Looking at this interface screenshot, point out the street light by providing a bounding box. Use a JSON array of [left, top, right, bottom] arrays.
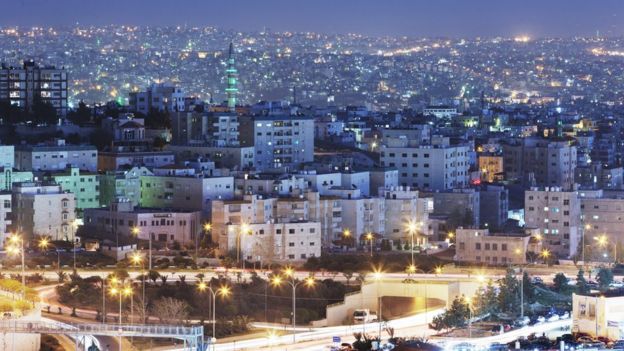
[[130, 252, 145, 324], [342, 228, 352, 248], [373, 268, 383, 338], [197, 282, 231, 351], [131, 226, 152, 272], [540, 249, 551, 264], [271, 268, 315, 343], [405, 265, 429, 326], [238, 223, 251, 269], [38, 237, 61, 270], [365, 233, 374, 257], [109, 284, 132, 349], [406, 220, 422, 268], [200, 222, 212, 262], [594, 234, 617, 264], [70, 219, 79, 273], [8, 234, 26, 299]]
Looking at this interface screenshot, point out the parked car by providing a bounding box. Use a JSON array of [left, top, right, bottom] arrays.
[[353, 309, 377, 323], [611, 340, 624, 350], [546, 314, 560, 322]]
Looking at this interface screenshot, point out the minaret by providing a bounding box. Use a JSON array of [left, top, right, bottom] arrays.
[[225, 42, 238, 113]]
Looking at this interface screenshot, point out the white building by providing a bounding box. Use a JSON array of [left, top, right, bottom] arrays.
[[15, 141, 97, 172], [423, 106, 458, 119], [524, 187, 581, 258], [84, 199, 202, 246], [382, 186, 429, 243], [97, 150, 175, 171], [298, 171, 342, 196], [0, 192, 11, 248], [13, 182, 76, 241], [325, 188, 385, 239], [129, 83, 185, 114], [211, 194, 321, 262], [341, 171, 370, 197], [240, 115, 314, 171], [380, 136, 470, 191]]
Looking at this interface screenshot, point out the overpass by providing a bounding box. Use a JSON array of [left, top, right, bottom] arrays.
[[315, 278, 482, 326], [0, 319, 204, 350]]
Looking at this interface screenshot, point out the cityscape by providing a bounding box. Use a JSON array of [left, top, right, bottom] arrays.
[[2, 1, 624, 350]]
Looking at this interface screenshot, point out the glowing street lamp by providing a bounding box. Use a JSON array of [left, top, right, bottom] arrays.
[[8, 234, 26, 299], [39, 237, 61, 269], [197, 282, 230, 349], [110, 283, 132, 348], [365, 232, 374, 257], [130, 251, 145, 324], [271, 269, 315, 343], [406, 220, 422, 268]]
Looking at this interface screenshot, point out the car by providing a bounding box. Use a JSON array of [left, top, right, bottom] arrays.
[[536, 316, 546, 323], [558, 311, 570, 319], [515, 316, 530, 326], [532, 277, 544, 284], [577, 336, 596, 344], [579, 341, 605, 349], [491, 325, 503, 333], [546, 314, 560, 322], [489, 343, 507, 351], [612, 340, 624, 350]]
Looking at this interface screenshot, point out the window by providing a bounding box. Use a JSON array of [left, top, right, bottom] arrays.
[[485, 243, 490, 250], [501, 244, 507, 251], [475, 243, 481, 250], [288, 228, 295, 234]]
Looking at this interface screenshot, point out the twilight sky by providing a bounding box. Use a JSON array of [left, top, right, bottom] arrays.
[[1, 0, 623, 38]]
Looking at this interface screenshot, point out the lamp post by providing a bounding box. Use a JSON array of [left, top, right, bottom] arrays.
[[342, 228, 351, 249], [197, 282, 230, 351], [540, 249, 551, 265], [365, 232, 374, 257], [7, 234, 26, 299], [238, 223, 251, 269], [109, 284, 132, 351], [373, 269, 383, 338], [271, 268, 315, 343], [406, 220, 422, 268], [406, 265, 429, 325], [202, 223, 212, 262], [130, 252, 145, 324], [38, 237, 60, 270], [70, 219, 79, 273]]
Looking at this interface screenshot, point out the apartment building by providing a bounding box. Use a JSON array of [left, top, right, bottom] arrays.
[[99, 166, 153, 207], [524, 187, 581, 258], [15, 141, 97, 172], [380, 136, 470, 191], [454, 228, 540, 265], [12, 182, 76, 241], [140, 175, 234, 215], [0, 60, 68, 117], [84, 199, 202, 246], [239, 115, 314, 171], [43, 167, 99, 211], [502, 137, 577, 190], [381, 186, 429, 242]]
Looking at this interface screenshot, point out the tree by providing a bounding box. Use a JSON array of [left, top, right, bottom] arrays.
[[31, 96, 58, 125], [343, 271, 354, 286], [473, 280, 498, 316], [553, 273, 569, 294], [597, 267, 614, 291], [151, 297, 189, 324], [67, 100, 91, 125], [576, 269, 590, 295], [497, 268, 519, 314], [147, 270, 160, 284], [522, 271, 535, 303]]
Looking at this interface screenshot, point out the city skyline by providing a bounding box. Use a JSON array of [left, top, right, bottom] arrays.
[[1, 0, 623, 38]]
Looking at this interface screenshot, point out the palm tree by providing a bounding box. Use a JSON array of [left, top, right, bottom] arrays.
[[343, 271, 354, 286]]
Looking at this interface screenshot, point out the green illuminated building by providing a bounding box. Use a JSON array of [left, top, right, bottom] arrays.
[[225, 42, 238, 112]]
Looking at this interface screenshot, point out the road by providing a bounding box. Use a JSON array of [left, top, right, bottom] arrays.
[[31, 267, 581, 351]]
